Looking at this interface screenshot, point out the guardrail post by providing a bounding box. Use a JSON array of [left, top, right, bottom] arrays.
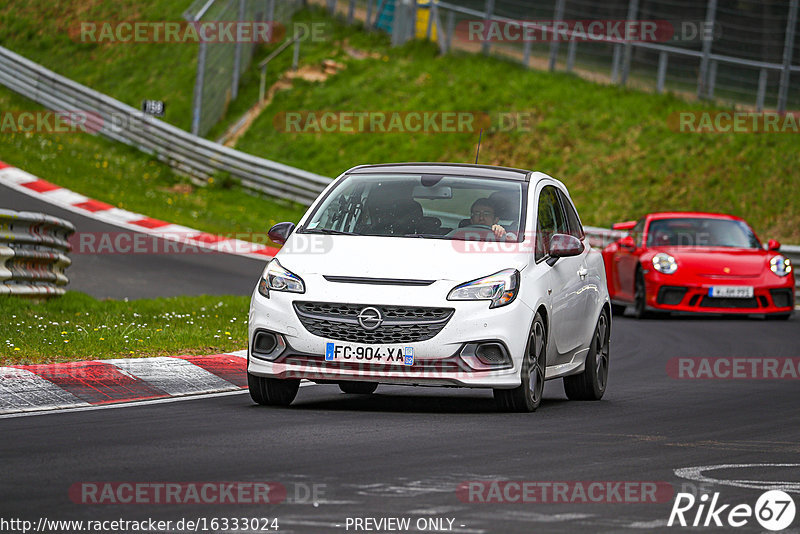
[[548, 0, 566, 71], [697, 0, 717, 99], [191, 39, 208, 136], [778, 0, 798, 113], [756, 68, 768, 111], [232, 0, 246, 100], [482, 0, 494, 55], [656, 51, 668, 93], [620, 0, 640, 86]]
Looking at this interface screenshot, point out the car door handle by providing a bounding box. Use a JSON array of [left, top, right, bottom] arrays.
[[577, 267, 588, 279]]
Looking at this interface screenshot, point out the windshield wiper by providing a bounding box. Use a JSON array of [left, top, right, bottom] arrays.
[[403, 233, 449, 239], [299, 228, 359, 236]]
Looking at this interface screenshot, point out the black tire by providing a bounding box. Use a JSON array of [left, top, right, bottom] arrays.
[[564, 310, 610, 401], [494, 312, 547, 413], [610, 303, 626, 317], [338, 381, 379, 394], [248, 373, 300, 406], [633, 269, 649, 319]]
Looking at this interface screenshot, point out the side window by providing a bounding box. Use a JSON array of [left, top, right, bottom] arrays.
[[557, 190, 585, 240], [535, 186, 567, 262]]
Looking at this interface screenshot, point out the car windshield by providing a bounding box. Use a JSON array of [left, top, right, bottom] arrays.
[[646, 217, 761, 249], [299, 173, 526, 241]]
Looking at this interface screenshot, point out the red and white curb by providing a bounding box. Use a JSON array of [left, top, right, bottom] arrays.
[[0, 351, 249, 415], [0, 160, 280, 260]]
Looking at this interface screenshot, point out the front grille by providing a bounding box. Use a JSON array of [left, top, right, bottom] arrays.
[[293, 302, 454, 344], [699, 296, 758, 309]]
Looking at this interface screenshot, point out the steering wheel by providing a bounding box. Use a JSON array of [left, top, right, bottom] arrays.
[[461, 224, 493, 230]]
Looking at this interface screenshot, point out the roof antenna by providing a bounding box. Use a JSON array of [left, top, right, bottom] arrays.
[[474, 128, 483, 164]]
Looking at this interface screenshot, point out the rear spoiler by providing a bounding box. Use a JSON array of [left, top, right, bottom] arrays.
[[611, 220, 637, 231]]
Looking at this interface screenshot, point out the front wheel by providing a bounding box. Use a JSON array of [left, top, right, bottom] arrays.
[[248, 373, 300, 406], [633, 269, 649, 319], [494, 312, 546, 412], [564, 310, 610, 400]]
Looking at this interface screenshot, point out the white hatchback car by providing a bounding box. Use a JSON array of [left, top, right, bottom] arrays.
[[248, 163, 611, 412]]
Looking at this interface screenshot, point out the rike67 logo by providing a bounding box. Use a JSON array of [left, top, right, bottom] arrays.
[[668, 490, 796, 531]]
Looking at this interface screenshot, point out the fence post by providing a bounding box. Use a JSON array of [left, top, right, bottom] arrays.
[[426, 1, 434, 40], [482, 0, 494, 55], [191, 39, 208, 136], [347, 0, 355, 24], [408, 0, 418, 41], [232, 0, 246, 100], [326, 0, 337, 15], [523, 31, 532, 67], [707, 60, 717, 98], [293, 36, 300, 70], [268, 0, 275, 39], [549, 0, 566, 71], [620, 0, 640, 86], [611, 44, 621, 83], [697, 0, 717, 99], [756, 68, 768, 111], [778, 0, 798, 113], [656, 51, 668, 93], [446, 10, 455, 53], [566, 39, 577, 72], [366, 0, 374, 29]]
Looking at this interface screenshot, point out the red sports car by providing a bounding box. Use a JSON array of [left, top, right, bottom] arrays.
[[602, 212, 795, 319]]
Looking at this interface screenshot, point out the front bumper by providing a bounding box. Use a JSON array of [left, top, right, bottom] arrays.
[[643, 270, 795, 315], [247, 278, 534, 388]]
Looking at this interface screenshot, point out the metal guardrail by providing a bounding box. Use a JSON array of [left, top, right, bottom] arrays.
[[584, 227, 800, 299], [0, 46, 331, 205], [0, 210, 75, 298]]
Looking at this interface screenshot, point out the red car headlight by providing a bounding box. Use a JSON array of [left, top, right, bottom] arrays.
[[769, 255, 792, 277], [652, 253, 678, 274]]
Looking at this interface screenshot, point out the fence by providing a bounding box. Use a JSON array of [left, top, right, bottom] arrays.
[[184, 0, 305, 136], [0, 46, 331, 204], [325, 0, 800, 112], [0, 210, 74, 298]]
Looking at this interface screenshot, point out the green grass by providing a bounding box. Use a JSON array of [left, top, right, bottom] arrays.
[[0, 292, 249, 364], [230, 8, 800, 243], [0, 86, 307, 236]]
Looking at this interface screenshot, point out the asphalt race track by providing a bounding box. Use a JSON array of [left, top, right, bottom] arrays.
[[1, 184, 266, 299], [3, 184, 800, 533]]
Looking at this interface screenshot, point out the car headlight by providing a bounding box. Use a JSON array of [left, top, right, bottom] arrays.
[[652, 253, 678, 274], [257, 259, 305, 297], [447, 269, 520, 308], [770, 255, 792, 277]]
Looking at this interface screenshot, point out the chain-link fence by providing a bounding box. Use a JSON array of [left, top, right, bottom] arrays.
[[323, 0, 800, 112], [184, 0, 305, 136]]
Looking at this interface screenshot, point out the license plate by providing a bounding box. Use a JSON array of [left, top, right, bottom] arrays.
[[709, 286, 754, 298], [325, 343, 414, 366]]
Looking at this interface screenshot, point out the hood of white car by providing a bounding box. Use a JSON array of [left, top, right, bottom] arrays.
[[275, 234, 530, 282]]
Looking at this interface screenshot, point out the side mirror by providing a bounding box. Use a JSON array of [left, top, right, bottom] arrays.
[[619, 235, 636, 250], [549, 234, 584, 258], [268, 222, 295, 245], [767, 239, 781, 251]]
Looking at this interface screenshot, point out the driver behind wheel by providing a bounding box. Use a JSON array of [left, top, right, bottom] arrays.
[[451, 198, 513, 240]]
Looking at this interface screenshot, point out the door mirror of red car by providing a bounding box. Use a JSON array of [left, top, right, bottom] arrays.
[[767, 239, 781, 251], [619, 235, 636, 250]]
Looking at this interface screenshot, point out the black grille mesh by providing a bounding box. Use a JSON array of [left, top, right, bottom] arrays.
[[293, 302, 453, 343]]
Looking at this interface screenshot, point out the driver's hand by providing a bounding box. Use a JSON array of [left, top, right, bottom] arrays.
[[492, 224, 507, 239]]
